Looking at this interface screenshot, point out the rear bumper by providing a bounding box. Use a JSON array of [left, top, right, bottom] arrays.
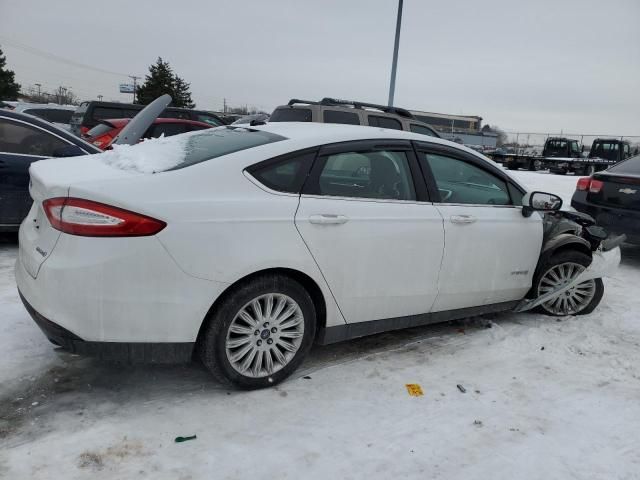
[[572, 192, 640, 244], [19, 291, 194, 363], [16, 229, 229, 344]]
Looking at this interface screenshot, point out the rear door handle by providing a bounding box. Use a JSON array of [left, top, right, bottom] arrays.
[[450, 214, 477, 224], [309, 214, 349, 225]]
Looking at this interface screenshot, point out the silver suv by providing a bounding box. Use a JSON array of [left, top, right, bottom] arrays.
[[270, 98, 440, 138]]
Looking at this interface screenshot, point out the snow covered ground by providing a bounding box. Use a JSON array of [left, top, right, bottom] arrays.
[[1, 170, 639, 479]]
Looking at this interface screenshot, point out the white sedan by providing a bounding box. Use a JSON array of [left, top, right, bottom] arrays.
[[16, 123, 620, 388]]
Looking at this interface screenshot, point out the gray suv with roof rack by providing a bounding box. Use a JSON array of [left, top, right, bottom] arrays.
[[270, 98, 440, 138]]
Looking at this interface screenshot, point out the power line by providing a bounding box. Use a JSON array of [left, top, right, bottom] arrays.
[[0, 36, 138, 78]]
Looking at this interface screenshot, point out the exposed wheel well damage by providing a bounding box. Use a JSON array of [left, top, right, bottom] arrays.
[[194, 268, 327, 352]]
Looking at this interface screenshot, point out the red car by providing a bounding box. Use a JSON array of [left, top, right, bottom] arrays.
[[85, 117, 213, 150]]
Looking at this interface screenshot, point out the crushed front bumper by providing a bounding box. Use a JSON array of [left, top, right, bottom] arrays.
[[514, 244, 622, 313]]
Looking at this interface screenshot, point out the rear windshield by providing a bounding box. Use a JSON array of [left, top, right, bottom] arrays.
[[590, 142, 620, 160], [270, 107, 312, 122], [173, 127, 286, 170], [608, 155, 640, 175]]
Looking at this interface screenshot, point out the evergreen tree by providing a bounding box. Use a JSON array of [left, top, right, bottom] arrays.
[[136, 57, 195, 108], [174, 77, 195, 109], [0, 46, 21, 100]]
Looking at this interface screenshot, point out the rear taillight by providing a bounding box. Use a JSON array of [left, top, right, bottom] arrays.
[[576, 177, 604, 194], [589, 179, 604, 194], [576, 177, 591, 191], [42, 198, 166, 237], [92, 134, 114, 150], [80, 126, 89, 137]]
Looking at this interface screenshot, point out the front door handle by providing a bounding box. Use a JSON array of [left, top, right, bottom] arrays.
[[309, 214, 349, 225], [450, 214, 477, 224]]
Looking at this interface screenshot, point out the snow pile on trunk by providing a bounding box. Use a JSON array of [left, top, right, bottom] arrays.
[[100, 134, 189, 173]]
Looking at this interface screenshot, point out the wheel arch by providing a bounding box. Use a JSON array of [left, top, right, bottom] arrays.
[[542, 233, 592, 260], [195, 267, 327, 348]]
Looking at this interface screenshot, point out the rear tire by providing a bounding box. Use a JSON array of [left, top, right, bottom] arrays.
[[198, 274, 316, 389], [507, 164, 518, 170], [532, 250, 604, 316]]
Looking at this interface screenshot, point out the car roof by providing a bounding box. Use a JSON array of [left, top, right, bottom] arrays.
[[251, 121, 474, 154], [0, 109, 101, 153]]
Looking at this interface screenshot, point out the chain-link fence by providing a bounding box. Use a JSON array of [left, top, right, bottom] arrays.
[[502, 132, 640, 155]]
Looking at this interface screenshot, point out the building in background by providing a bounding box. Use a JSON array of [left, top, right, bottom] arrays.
[[410, 109, 497, 149]]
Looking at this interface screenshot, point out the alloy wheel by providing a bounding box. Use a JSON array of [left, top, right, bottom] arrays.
[[225, 293, 305, 378], [538, 262, 596, 315]]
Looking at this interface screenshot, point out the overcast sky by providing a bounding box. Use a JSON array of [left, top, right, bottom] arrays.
[[1, 0, 638, 135]]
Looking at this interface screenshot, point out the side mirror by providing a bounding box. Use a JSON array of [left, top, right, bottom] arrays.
[[522, 191, 563, 217], [52, 144, 85, 158]]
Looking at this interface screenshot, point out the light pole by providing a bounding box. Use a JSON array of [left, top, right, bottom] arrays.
[[129, 75, 140, 103], [387, 0, 404, 107], [98, 95, 103, 101], [34, 83, 42, 98]]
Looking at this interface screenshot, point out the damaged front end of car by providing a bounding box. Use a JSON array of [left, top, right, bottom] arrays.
[[514, 192, 624, 314]]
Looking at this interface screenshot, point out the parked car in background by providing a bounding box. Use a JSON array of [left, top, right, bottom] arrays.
[[86, 117, 214, 150], [0, 109, 100, 230], [70, 101, 224, 136], [16, 122, 620, 390], [270, 98, 441, 138], [11, 103, 76, 132], [231, 113, 270, 125], [572, 154, 640, 244]]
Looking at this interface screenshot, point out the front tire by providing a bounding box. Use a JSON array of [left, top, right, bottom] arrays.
[[532, 250, 604, 316], [198, 275, 316, 389]]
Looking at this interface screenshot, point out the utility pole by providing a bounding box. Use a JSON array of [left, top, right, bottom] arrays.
[[129, 75, 140, 103], [98, 95, 103, 101], [387, 0, 404, 107], [223, 98, 227, 113], [34, 83, 42, 99]]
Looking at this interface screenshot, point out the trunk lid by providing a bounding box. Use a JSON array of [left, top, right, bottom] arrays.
[[587, 172, 640, 210]]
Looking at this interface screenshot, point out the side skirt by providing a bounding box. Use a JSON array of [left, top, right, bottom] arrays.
[[316, 301, 519, 345]]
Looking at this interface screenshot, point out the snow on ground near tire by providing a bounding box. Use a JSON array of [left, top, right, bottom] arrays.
[[1, 171, 639, 479]]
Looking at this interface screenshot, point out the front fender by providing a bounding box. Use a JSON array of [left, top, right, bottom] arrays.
[[542, 233, 592, 259]]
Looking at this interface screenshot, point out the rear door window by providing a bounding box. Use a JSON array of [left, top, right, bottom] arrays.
[[315, 150, 415, 200], [270, 108, 312, 122], [367, 115, 402, 130], [323, 110, 360, 125], [0, 118, 69, 156]]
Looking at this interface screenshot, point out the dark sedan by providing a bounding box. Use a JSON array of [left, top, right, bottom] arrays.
[[0, 109, 100, 231], [571, 154, 640, 244]]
